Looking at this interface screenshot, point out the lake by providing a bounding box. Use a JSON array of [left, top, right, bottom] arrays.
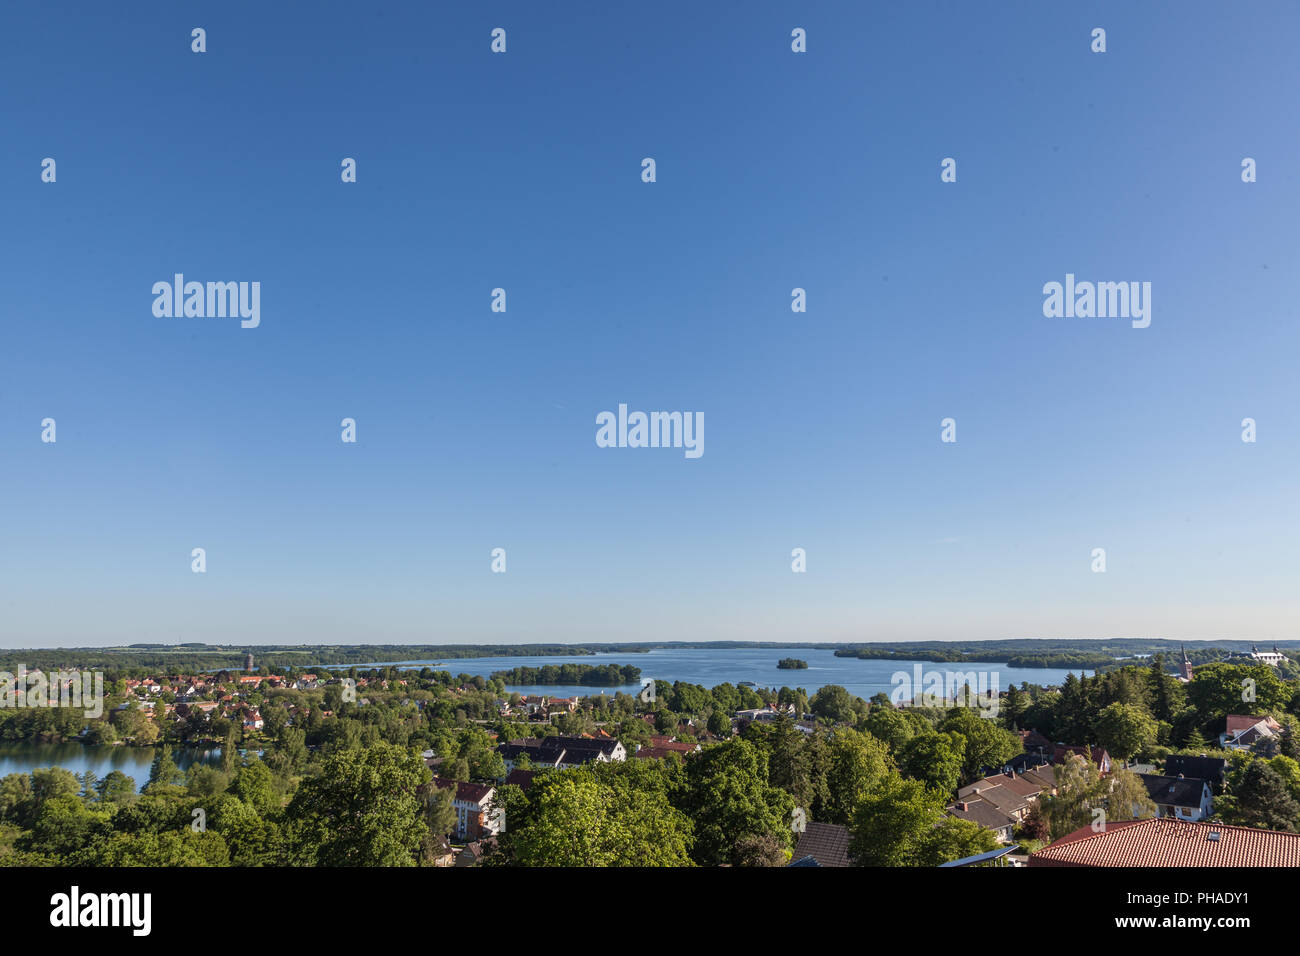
[[0, 742, 221, 791], [327, 645, 1093, 701]]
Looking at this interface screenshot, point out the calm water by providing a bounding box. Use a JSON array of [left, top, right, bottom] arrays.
[[329, 646, 1094, 701], [0, 742, 221, 791]]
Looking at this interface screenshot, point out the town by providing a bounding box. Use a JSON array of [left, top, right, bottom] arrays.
[[1, 643, 1298, 867]]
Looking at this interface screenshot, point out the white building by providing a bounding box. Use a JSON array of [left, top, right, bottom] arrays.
[[1249, 645, 1287, 667]]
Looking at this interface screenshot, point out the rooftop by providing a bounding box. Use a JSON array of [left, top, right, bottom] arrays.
[[1029, 819, 1300, 867]]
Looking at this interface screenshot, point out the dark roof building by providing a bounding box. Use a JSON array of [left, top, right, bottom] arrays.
[[946, 798, 1016, 839], [504, 769, 539, 790], [1163, 755, 1227, 789], [791, 822, 851, 867], [1139, 774, 1208, 810]]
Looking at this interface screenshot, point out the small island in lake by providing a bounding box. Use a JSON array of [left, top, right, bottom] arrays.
[[777, 658, 808, 669]]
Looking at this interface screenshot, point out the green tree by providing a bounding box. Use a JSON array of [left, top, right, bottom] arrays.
[[286, 743, 431, 866], [421, 780, 459, 840], [848, 775, 974, 866], [810, 685, 857, 724], [95, 771, 137, 806], [147, 745, 184, 790], [860, 705, 914, 753], [678, 739, 795, 866], [1225, 761, 1300, 832], [1095, 702, 1158, 765], [816, 728, 891, 825], [939, 707, 1022, 783], [898, 732, 965, 796], [1187, 663, 1292, 723], [231, 761, 279, 817], [1103, 766, 1160, 822], [514, 775, 693, 866], [767, 715, 816, 807]]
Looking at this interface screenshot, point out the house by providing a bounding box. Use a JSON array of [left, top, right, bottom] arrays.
[[634, 746, 689, 761], [735, 704, 796, 724], [644, 737, 700, 755], [961, 771, 1047, 816], [1029, 819, 1300, 867], [455, 838, 495, 867], [1219, 715, 1283, 751], [1051, 744, 1111, 775], [947, 770, 1049, 843], [538, 735, 626, 768], [1164, 755, 1228, 790], [791, 822, 852, 867], [956, 770, 1045, 832], [1019, 763, 1059, 794], [503, 769, 539, 791], [498, 740, 564, 773], [1138, 773, 1214, 821], [1005, 751, 1053, 774], [946, 798, 1016, 843], [1018, 729, 1054, 753], [497, 735, 626, 772], [430, 778, 501, 842]]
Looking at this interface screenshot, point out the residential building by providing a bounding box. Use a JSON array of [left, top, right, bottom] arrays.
[[1051, 744, 1112, 775], [946, 798, 1016, 843], [1138, 773, 1214, 821], [1029, 819, 1300, 867], [431, 777, 501, 842], [790, 822, 852, 867], [1219, 714, 1283, 751], [497, 736, 626, 773], [1164, 755, 1228, 790]]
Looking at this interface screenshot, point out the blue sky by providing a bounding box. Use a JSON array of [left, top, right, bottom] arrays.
[[2, 2, 1298, 647]]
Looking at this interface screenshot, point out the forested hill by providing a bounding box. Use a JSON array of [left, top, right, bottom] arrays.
[[0, 644, 640, 674], [489, 664, 642, 686]]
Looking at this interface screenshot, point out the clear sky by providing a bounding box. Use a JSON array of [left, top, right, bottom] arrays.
[[2, 2, 1299, 647]]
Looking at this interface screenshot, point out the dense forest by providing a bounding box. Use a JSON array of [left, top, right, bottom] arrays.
[[0, 644, 636, 675]]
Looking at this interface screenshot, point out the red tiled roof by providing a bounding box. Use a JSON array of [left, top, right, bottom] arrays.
[[431, 777, 494, 805], [1225, 714, 1279, 735], [1029, 819, 1300, 867]]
